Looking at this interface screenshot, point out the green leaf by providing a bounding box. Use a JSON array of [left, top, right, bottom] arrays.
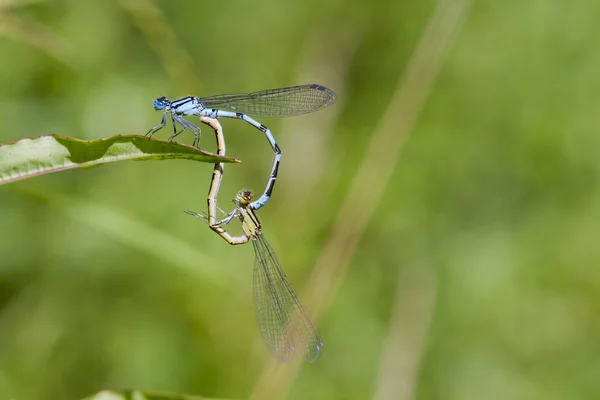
[[0, 134, 239, 185]]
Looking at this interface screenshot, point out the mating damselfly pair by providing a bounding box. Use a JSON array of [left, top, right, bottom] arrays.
[[146, 84, 336, 210], [147, 84, 336, 363]]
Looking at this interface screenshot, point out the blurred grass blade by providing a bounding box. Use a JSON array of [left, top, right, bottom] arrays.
[[0, 0, 46, 10], [83, 389, 228, 400], [0, 134, 239, 185], [116, 0, 203, 93], [13, 185, 242, 289], [250, 0, 471, 398], [0, 11, 72, 64], [373, 265, 437, 400]]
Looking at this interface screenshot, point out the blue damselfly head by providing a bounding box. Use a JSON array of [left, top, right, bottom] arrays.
[[152, 97, 170, 110]]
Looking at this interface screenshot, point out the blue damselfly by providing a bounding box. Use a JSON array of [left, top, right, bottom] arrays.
[[147, 84, 336, 210]]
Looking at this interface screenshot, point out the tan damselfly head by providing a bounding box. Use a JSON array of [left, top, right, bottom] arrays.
[[234, 190, 254, 207]]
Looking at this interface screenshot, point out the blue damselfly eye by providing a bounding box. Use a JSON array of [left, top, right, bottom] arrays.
[[153, 97, 169, 110]]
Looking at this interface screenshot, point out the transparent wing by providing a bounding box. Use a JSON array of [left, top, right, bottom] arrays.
[[199, 84, 336, 117], [252, 234, 324, 363]]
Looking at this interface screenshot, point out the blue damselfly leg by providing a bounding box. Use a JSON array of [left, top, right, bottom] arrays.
[[147, 84, 336, 210], [186, 190, 324, 363]]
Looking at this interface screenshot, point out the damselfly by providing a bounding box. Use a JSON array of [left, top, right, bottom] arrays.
[[147, 84, 336, 210], [186, 190, 324, 363]]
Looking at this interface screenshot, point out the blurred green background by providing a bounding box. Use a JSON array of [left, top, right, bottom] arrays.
[[2, 0, 600, 399]]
